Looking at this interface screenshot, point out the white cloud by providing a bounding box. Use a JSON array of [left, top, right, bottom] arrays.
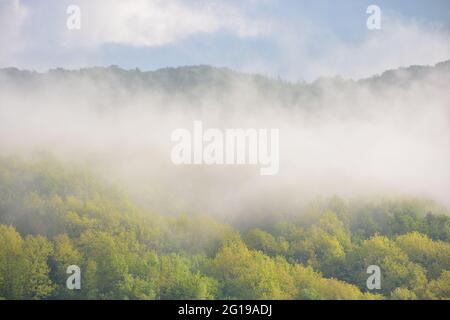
[[63, 0, 268, 47], [1, 0, 449, 80]]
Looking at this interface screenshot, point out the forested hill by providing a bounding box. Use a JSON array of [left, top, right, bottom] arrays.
[[0, 61, 449, 300], [0, 156, 449, 300], [1, 60, 449, 104]]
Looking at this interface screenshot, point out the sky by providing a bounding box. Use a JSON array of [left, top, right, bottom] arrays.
[[1, 0, 450, 81]]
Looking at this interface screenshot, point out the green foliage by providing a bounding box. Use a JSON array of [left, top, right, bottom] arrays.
[[22, 235, 54, 299], [0, 225, 54, 299], [159, 254, 217, 300], [395, 232, 450, 279], [424, 270, 450, 299], [390, 288, 417, 300], [0, 157, 449, 299], [346, 235, 427, 296], [0, 225, 27, 299]]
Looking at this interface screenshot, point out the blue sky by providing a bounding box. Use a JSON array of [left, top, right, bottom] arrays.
[[1, 0, 450, 81]]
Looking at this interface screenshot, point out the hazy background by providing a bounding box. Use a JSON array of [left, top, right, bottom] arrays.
[[0, 63, 449, 222], [0, 0, 449, 221]]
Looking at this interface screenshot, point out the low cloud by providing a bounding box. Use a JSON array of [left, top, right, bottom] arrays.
[[1, 62, 449, 219]]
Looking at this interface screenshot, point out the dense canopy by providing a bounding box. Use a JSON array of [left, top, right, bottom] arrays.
[[0, 156, 449, 300]]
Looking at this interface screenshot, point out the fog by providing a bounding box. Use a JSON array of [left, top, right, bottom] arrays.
[[0, 63, 449, 221]]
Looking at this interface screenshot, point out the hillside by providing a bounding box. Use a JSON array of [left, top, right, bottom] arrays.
[[1, 60, 450, 106], [1, 60, 450, 299], [0, 156, 449, 300]]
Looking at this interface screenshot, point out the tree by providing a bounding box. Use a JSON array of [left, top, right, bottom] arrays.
[[390, 288, 417, 300], [158, 254, 217, 300], [396, 232, 450, 279], [243, 228, 282, 256], [78, 231, 130, 299], [50, 234, 82, 299], [211, 241, 296, 299], [22, 235, 54, 299], [425, 270, 450, 299], [346, 235, 427, 297], [0, 225, 26, 299]]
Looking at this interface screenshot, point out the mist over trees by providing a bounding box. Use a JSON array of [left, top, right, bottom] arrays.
[[0, 157, 449, 299], [1, 61, 450, 219], [0, 62, 449, 299]]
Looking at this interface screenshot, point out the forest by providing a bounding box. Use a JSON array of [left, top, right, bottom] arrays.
[[0, 156, 449, 300], [1, 0, 450, 303]]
